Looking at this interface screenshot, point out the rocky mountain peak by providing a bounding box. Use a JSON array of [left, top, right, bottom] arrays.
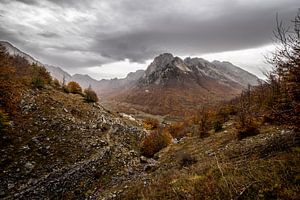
[[145, 53, 174, 75], [184, 57, 209, 66]]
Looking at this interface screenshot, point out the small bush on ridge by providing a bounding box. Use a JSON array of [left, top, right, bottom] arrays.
[[67, 81, 82, 94], [84, 88, 99, 103]]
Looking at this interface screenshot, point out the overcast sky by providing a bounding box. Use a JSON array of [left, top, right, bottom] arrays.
[[0, 0, 298, 79]]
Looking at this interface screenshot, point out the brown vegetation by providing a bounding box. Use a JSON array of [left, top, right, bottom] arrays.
[[84, 86, 99, 103], [0, 45, 52, 116], [140, 129, 172, 157], [67, 81, 82, 94], [143, 117, 159, 130]]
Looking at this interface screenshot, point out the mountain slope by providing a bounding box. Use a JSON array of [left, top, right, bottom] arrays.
[[111, 53, 260, 116], [0, 41, 144, 95], [0, 46, 147, 198], [0, 41, 43, 66]]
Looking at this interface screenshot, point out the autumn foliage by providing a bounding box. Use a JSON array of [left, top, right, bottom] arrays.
[[0, 45, 52, 116], [140, 129, 172, 157], [143, 118, 159, 130], [67, 81, 82, 94]]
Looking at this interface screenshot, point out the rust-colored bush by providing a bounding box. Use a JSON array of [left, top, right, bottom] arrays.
[[67, 81, 82, 94], [143, 118, 159, 130], [140, 129, 172, 157], [165, 122, 186, 139], [84, 88, 98, 103], [0, 46, 52, 115]]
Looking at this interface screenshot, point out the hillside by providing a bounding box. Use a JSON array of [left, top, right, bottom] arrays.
[[0, 46, 145, 199], [112, 121, 299, 199], [0, 41, 145, 96]]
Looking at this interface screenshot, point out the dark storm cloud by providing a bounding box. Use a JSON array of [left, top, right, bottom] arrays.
[[12, 0, 39, 5], [38, 31, 60, 38], [0, 0, 298, 68]]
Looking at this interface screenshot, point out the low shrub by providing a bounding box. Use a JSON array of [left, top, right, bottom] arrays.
[[67, 81, 82, 94], [31, 76, 45, 89], [62, 85, 69, 93], [52, 79, 61, 88], [213, 121, 223, 132], [143, 118, 159, 130], [84, 88, 98, 103], [165, 122, 186, 139], [30, 64, 51, 89], [140, 129, 172, 157]]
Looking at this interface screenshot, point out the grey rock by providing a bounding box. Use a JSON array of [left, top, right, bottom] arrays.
[[25, 162, 35, 171]]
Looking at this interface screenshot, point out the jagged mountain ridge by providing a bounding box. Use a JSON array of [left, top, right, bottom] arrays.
[[111, 53, 260, 115], [139, 53, 259, 88]]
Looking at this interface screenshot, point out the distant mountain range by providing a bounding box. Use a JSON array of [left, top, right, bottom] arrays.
[[0, 41, 261, 115]]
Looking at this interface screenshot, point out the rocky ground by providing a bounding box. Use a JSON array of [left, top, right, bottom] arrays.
[[0, 87, 299, 199], [0, 88, 152, 199]]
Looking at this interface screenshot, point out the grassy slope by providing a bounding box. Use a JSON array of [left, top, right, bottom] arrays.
[[111, 120, 299, 199]]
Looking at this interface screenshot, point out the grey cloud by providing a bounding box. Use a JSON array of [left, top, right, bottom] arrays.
[[38, 31, 60, 38], [91, 2, 297, 63], [12, 0, 39, 5], [0, 0, 298, 69]]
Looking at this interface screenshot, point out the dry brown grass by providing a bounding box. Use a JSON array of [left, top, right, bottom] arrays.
[[118, 122, 299, 199]]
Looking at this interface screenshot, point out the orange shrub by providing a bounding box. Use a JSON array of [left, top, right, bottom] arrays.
[[67, 81, 82, 94], [140, 129, 172, 157], [143, 118, 159, 130], [165, 122, 186, 139]]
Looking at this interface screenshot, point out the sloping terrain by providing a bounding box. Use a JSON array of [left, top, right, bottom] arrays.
[[0, 87, 148, 199], [0, 41, 145, 96], [109, 120, 300, 199]]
